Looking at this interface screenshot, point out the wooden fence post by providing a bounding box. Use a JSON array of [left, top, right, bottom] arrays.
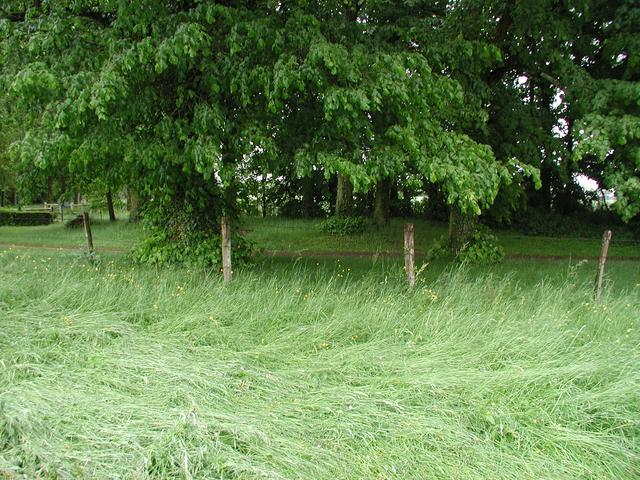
[[594, 230, 612, 302], [221, 216, 232, 283], [404, 223, 415, 288], [82, 211, 94, 254]]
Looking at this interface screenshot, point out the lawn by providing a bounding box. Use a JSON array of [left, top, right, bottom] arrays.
[[0, 218, 142, 250], [2, 216, 637, 259], [243, 217, 640, 258], [0, 248, 639, 478]]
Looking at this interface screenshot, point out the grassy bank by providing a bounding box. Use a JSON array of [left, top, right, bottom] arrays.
[[1, 250, 638, 478]]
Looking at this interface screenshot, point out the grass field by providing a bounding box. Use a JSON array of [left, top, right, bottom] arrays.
[[0, 215, 141, 251], [1, 219, 639, 478], [1, 245, 639, 478], [1, 216, 638, 258], [243, 217, 640, 258]]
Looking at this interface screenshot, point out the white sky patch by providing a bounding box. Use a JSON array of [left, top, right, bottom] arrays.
[[575, 173, 598, 191], [552, 92, 562, 108], [553, 117, 568, 137], [575, 174, 617, 205]]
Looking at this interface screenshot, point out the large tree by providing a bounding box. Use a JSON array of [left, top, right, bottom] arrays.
[[452, 0, 639, 223], [2, 1, 546, 258], [571, 0, 640, 222]]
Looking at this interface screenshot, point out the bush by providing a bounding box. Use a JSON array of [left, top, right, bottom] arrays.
[[0, 209, 53, 226], [65, 214, 85, 229], [319, 216, 368, 236], [428, 226, 505, 264], [131, 229, 254, 268], [131, 207, 254, 268], [498, 208, 624, 238], [458, 228, 505, 264]]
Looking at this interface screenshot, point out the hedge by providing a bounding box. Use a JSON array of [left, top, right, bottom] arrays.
[[0, 209, 54, 226]]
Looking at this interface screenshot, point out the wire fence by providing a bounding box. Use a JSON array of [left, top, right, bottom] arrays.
[[234, 216, 640, 267]]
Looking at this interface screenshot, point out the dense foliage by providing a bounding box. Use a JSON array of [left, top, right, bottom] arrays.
[[131, 203, 254, 267], [0, 1, 638, 261], [428, 226, 505, 265], [319, 216, 368, 236]]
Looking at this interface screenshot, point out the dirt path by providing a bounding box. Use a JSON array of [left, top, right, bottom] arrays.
[[1, 243, 638, 261]]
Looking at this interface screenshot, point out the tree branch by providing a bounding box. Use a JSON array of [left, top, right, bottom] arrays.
[[539, 71, 561, 88]]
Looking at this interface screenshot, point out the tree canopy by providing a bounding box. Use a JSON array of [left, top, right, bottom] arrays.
[[1, 1, 638, 257]]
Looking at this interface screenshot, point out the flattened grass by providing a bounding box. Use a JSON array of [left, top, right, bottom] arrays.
[[1, 250, 638, 478]]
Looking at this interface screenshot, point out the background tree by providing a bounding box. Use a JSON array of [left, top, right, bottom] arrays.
[[6, 1, 636, 264], [0, 101, 19, 206]]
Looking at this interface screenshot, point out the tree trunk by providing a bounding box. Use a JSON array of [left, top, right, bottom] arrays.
[[374, 178, 391, 226], [538, 162, 553, 210], [302, 176, 314, 218], [337, 5, 360, 220], [401, 187, 412, 216], [127, 187, 140, 222], [215, 151, 240, 224], [423, 180, 447, 221], [106, 189, 116, 222], [539, 82, 556, 211], [335, 173, 353, 218], [599, 188, 611, 212], [47, 176, 54, 204], [0, 190, 4, 207], [58, 176, 67, 203], [448, 206, 476, 254], [261, 174, 267, 217], [557, 115, 576, 215]]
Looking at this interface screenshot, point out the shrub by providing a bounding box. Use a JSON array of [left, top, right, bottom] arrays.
[[131, 206, 254, 268], [499, 208, 624, 238], [319, 216, 368, 236], [428, 225, 505, 264], [458, 228, 505, 264], [131, 229, 254, 268], [0, 209, 53, 226], [65, 214, 85, 229]]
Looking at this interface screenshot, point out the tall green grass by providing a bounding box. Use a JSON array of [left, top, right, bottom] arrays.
[[0, 251, 638, 478]]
